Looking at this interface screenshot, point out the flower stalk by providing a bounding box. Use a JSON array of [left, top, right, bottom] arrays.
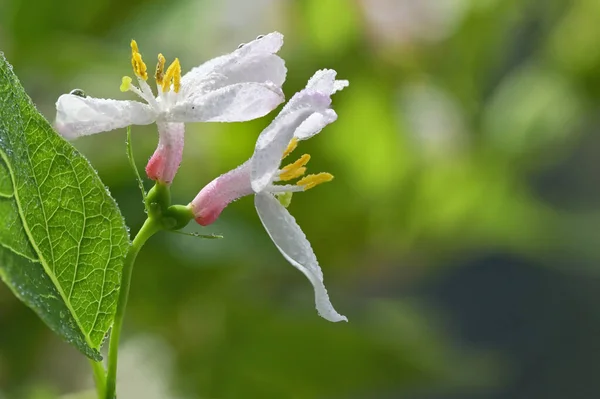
[[104, 216, 161, 399], [90, 359, 106, 399], [99, 179, 195, 399]]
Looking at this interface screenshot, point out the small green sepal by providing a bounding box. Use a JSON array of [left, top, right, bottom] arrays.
[[145, 182, 171, 218], [162, 204, 195, 231]]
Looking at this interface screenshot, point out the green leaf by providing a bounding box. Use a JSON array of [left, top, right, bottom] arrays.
[[0, 53, 129, 360]]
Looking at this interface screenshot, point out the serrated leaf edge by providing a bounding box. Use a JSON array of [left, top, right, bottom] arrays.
[[0, 148, 99, 352]]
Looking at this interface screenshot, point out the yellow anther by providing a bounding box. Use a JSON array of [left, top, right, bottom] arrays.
[[130, 39, 148, 80], [131, 39, 140, 54], [161, 58, 181, 93], [173, 59, 181, 93], [155, 53, 166, 85], [282, 154, 311, 171], [279, 154, 310, 181], [296, 172, 334, 190], [120, 76, 132, 92], [282, 137, 299, 159], [280, 166, 307, 181]]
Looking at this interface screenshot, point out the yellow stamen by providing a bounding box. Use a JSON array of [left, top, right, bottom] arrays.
[[155, 53, 166, 85], [120, 76, 132, 92], [173, 59, 181, 93], [161, 58, 181, 93], [130, 40, 148, 80], [130, 39, 140, 54], [281, 166, 307, 181], [279, 154, 310, 181], [282, 138, 298, 159], [297, 172, 334, 190]]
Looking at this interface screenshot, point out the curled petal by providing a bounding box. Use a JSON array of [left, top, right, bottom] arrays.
[[277, 69, 348, 117], [145, 122, 185, 184], [167, 82, 284, 123], [181, 32, 285, 94], [249, 69, 348, 187], [305, 69, 349, 95], [250, 107, 315, 192], [332, 80, 350, 94], [255, 192, 347, 322], [294, 109, 338, 141], [55, 94, 154, 139], [250, 90, 332, 193]]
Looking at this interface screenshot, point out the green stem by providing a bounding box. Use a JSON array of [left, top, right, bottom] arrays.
[[90, 359, 106, 399], [126, 126, 147, 203], [104, 217, 161, 399]]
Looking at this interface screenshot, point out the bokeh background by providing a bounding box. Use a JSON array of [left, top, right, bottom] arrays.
[[2, 0, 600, 398]]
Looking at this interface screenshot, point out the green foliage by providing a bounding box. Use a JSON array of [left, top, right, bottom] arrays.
[[2, 0, 600, 397], [0, 53, 129, 360], [303, 0, 361, 54], [483, 63, 583, 161]]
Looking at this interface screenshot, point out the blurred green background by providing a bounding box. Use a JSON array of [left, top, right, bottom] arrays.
[[2, 0, 600, 398]]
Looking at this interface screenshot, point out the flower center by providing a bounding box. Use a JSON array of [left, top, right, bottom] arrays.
[[155, 53, 181, 93], [119, 40, 182, 111]]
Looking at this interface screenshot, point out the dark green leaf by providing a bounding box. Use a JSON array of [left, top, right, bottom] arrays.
[[0, 53, 129, 360]]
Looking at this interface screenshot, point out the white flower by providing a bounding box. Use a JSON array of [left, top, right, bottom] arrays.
[[55, 33, 287, 184], [190, 70, 349, 322]]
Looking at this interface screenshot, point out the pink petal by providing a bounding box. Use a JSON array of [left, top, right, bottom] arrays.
[[145, 122, 185, 184]]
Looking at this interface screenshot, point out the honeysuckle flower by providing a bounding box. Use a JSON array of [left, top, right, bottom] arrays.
[[189, 69, 349, 322], [55, 33, 287, 184]]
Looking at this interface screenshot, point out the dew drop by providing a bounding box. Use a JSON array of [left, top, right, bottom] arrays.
[[256, 34, 264, 40], [69, 89, 87, 98], [237, 43, 246, 49]]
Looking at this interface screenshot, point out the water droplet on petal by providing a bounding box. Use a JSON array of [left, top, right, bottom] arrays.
[[69, 89, 87, 98], [237, 43, 245, 49], [256, 34, 264, 40]]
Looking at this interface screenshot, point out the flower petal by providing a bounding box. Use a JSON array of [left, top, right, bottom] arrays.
[[190, 160, 253, 226], [294, 109, 338, 140], [254, 192, 347, 322], [305, 69, 350, 95], [180, 32, 286, 95], [183, 55, 287, 97], [250, 90, 332, 193], [55, 94, 154, 139], [166, 82, 284, 123], [145, 122, 185, 184], [250, 69, 349, 192]]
